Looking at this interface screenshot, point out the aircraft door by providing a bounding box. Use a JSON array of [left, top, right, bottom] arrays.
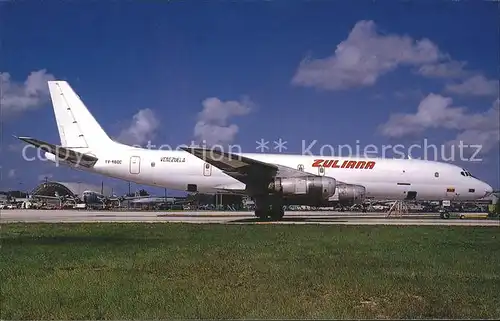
[[150, 160, 157, 185], [130, 156, 141, 174], [203, 163, 212, 176], [397, 169, 412, 196]]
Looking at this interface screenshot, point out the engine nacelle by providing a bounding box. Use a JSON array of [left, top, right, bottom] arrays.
[[331, 183, 366, 205], [269, 176, 337, 200]]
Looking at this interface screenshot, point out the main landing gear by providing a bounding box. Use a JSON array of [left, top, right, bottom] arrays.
[[254, 196, 285, 220], [439, 209, 451, 219]]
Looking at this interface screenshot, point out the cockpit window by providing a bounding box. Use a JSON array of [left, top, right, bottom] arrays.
[[461, 168, 474, 177]]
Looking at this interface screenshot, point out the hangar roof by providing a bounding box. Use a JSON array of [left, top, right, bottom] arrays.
[[31, 181, 113, 198]]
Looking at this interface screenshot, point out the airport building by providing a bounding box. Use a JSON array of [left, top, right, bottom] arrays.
[[31, 181, 113, 201]]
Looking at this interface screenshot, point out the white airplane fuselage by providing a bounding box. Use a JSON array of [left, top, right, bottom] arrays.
[[46, 143, 492, 202], [25, 80, 493, 206]]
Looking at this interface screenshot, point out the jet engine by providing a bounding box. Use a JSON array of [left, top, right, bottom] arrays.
[[268, 176, 337, 205], [332, 183, 366, 205]]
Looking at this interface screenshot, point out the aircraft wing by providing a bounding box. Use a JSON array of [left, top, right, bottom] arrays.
[[181, 147, 319, 192], [16, 136, 98, 168]]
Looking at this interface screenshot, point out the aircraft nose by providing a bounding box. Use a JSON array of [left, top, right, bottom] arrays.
[[484, 183, 493, 197]]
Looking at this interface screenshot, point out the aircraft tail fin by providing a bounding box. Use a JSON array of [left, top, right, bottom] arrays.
[[47, 81, 114, 149]]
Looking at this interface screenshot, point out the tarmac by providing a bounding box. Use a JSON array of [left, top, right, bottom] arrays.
[[1, 209, 499, 226]]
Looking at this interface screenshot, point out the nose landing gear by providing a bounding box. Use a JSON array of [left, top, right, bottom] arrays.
[[439, 209, 450, 219]]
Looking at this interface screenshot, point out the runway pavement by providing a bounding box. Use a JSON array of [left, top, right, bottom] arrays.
[[1, 209, 498, 226]]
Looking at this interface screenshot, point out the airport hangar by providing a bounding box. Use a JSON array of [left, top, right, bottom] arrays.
[[31, 181, 113, 203]]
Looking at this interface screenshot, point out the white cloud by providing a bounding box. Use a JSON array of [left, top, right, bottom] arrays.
[[0, 69, 55, 115], [416, 60, 468, 79], [8, 169, 16, 179], [380, 95, 500, 153], [194, 97, 253, 146], [380, 94, 462, 137], [445, 99, 499, 153], [117, 108, 160, 146], [445, 75, 499, 97], [291, 20, 442, 90]]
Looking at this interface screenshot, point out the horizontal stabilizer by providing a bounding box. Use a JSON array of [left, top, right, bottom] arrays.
[[16, 136, 98, 168]]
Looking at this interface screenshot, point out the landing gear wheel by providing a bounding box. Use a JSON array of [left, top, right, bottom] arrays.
[[253, 195, 285, 221], [268, 198, 285, 220], [253, 195, 269, 220], [255, 208, 268, 219], [440, 211, 450, 219], [269, 206, 285, 220]]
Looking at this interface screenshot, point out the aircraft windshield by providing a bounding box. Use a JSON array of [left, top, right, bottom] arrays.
[[460, 168, 474, 177]]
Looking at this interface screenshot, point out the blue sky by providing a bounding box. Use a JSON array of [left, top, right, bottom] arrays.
[[1, 1, 499, 195]]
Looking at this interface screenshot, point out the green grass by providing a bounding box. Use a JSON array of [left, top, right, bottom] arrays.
[[1, 223, 499, 319]]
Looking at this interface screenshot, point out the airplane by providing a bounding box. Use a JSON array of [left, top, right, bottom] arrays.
[[81, 190, 107, 204], [81, 190, 158, 206], [16, 81, 494, 220]]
